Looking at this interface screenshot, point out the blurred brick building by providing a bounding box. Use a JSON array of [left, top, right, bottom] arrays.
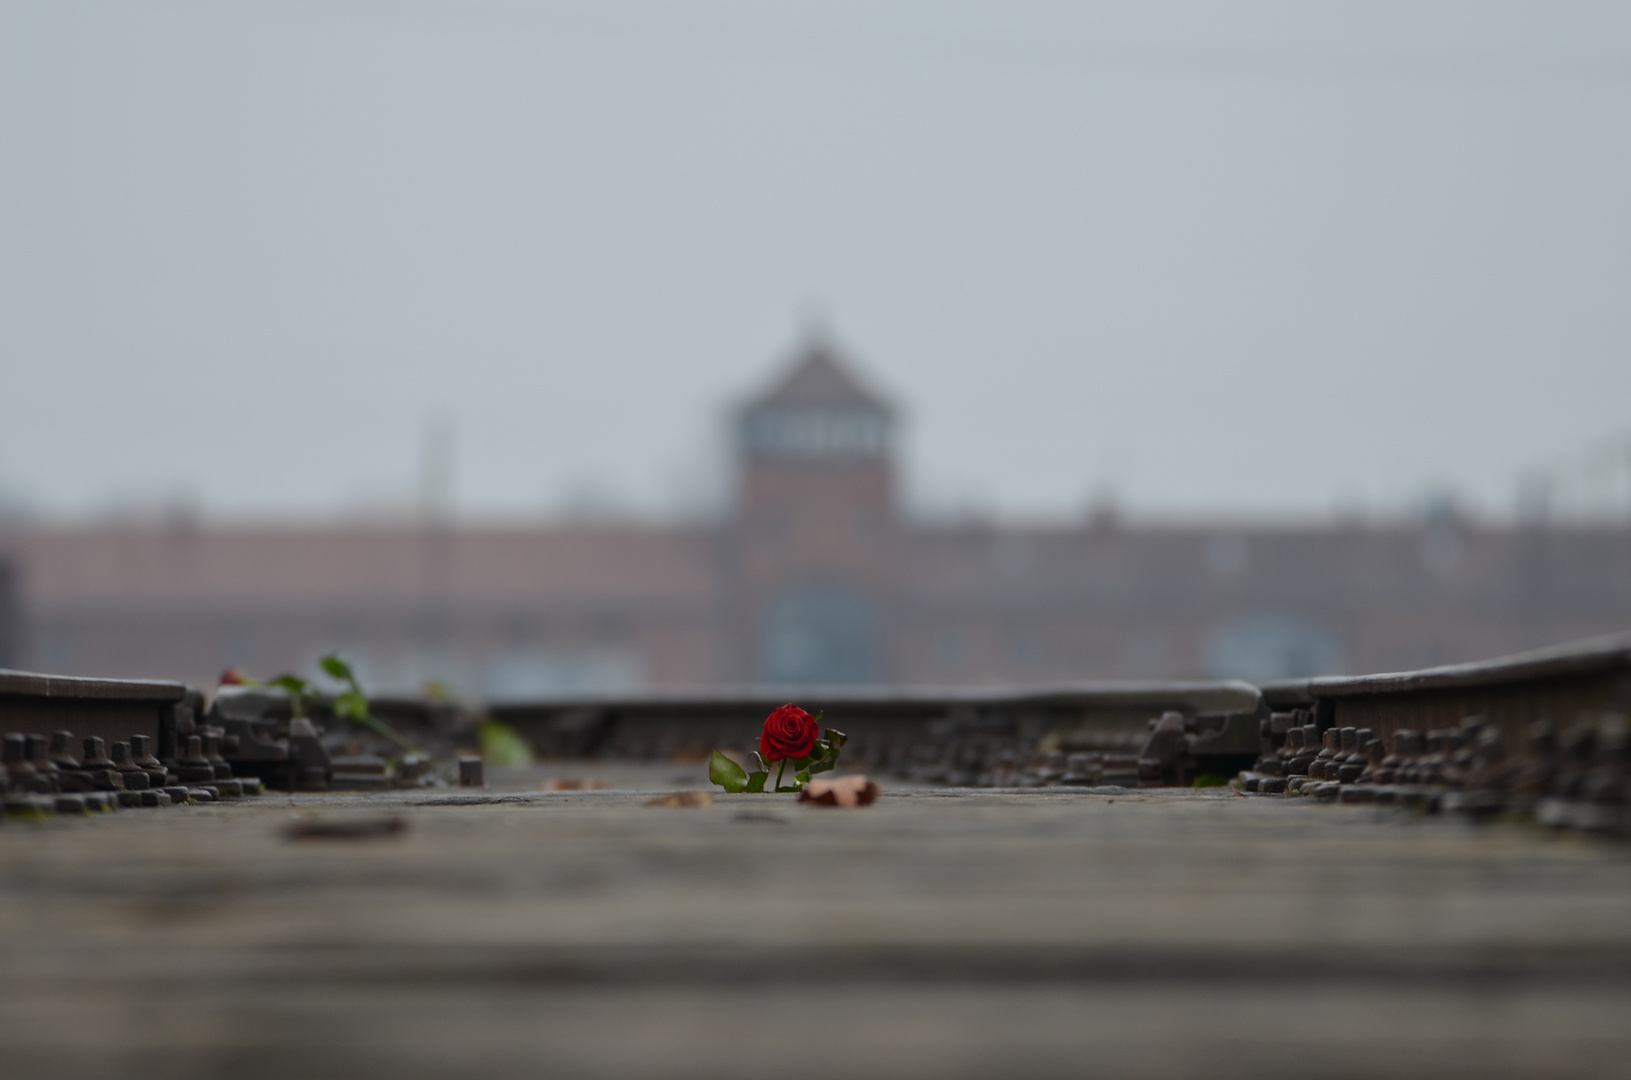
[[3, 338, 1630, 696]]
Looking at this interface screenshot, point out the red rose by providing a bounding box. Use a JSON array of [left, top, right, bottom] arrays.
[[759, 704, 820, 762]]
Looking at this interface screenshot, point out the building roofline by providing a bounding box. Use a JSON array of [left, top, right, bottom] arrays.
[[744, 331, 894, 413]]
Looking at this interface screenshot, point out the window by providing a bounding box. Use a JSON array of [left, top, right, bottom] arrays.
[[740, 406, 891, 461]]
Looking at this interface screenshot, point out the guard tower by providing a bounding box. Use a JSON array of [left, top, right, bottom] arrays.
[[731, 332, 898, 684]]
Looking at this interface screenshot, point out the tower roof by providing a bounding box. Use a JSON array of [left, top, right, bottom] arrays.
[[749, 335, 891, 414]]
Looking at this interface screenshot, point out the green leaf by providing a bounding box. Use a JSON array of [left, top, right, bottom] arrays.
[[744, 771, 768, 793], [479, 719, 535, 767], [709, 750, 748, 794], [269, 675, 309, 695], [318, 654, 355, 683], [751, 751, 770, 773], [334, 690, 369, 721], [817, 728, 848, 774], [268, 674, 309, 716]]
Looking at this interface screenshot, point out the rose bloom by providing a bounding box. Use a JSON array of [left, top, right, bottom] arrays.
[[759, 704, 821, 762]]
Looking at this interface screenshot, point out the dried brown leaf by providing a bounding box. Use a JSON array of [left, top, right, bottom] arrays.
[[538, 777, 609, 791], [645, 790, 714, 808]]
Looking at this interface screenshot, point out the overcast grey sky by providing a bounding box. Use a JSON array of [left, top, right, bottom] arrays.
[[1, 1, 1627, 524]]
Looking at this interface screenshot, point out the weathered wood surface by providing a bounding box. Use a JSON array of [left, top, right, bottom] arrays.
[[3, 767, 1631, 1079]]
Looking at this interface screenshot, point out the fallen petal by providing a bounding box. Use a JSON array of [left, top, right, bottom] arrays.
[[798, 775, 880, 808]]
